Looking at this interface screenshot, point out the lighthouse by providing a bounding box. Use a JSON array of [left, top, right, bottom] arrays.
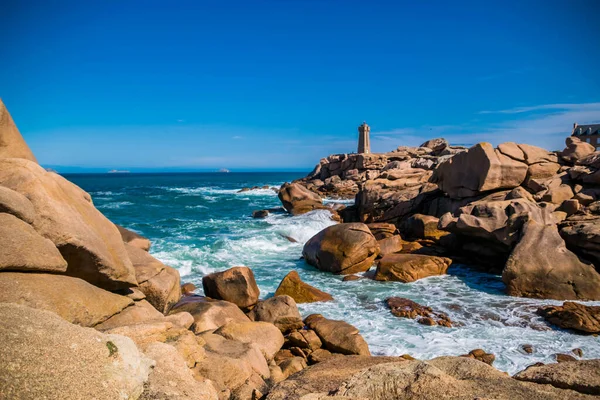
[[358, 122, 370, 154]]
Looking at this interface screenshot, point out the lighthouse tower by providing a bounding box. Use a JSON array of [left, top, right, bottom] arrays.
[[358, 122, 370, 154]]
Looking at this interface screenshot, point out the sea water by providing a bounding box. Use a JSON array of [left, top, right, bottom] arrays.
[[66, 172, 600, 375]]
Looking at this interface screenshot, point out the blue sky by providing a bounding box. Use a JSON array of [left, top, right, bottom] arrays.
[[1, 0, 599, 171]]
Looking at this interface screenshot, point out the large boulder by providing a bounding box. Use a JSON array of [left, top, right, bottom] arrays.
[[538, 302, 600, 334], [400, 213, 448, 240], [248, 295, 304, 333], [266, 356, 401, 400], [375, 253, 451, 282], [303, 223, 380, 274], [514, 359, 600, 395], [267, 356, 594, 400], [126, 244, 181, 313], [0, 303, 153, 400], [0, 99, 37, 162], [215, 321, 285, 360], [304, 314, 370, 356], [560, 215, 600, 267], [561, 136, 596, 164], [117, 224, 151, 251], [194, 332, 270, 396], [0, 272, 133, 327], [432, 142, 528, 198], [278, 182, 325, 215], [333, 357, 593, 400], [502, 220, 600, 300], [0, 213, 67, 272], [0, 158, 137, 290], [0, 185, 36, 223], [169, 296, 250, 333], [95, 300, 165, 331], [274, 271, 333, 303], [202, 266, 259, 310], [419, 138, 448, 154], [141, 342, 219, 400]]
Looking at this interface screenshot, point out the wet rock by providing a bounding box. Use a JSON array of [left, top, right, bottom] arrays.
[[116, 224, 151, 251], [0, 213, 67, 273], [386, 297, 453, 327], [0, 272, 132, 327], [375, 253, 451, 282], [169, 296, 250, 333], [432, 142, 528, 198], [342, 274, 361, 281], [202, 266, 260, 310], [515, 359, 600, 395], [248, 295, 303, 333], [556, 353, 578, 363], [181, 282, 196, 295], [573, 348, 584, 357], [278, 182, 325, 215], [0, 303, 153, 400], [303, 223, 380, 275], [537, 302, 600, 334], [0, 158, 137, 290], [461, 348, 495, 365], [304, 314, 370, 356], [503, 220, 600, 300], [252, 209, 269, 218], [275, 270, 333, 303], [522, 344, 534, 354]]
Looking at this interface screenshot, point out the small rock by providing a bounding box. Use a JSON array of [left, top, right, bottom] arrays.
[[462, 349, 495, 365], [556, 353, 577, 363], [275, 271, 333, 303], [572, 348, 584, 358], [181, 282, 196, 295], [252, 210, 269, 219], [522, 344, 534, 354]]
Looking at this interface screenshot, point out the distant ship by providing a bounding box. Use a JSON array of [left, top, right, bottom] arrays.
[[108, 169, 130, 174], [217, 168, 230, 173]]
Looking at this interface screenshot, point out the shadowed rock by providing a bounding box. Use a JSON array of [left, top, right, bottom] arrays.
[[0, 213, 67, 273], [538, 302, 600, 334], [503, 220, 600, 300]]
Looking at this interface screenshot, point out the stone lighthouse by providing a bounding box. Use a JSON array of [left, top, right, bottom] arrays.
[[358, 122, 370, 154]]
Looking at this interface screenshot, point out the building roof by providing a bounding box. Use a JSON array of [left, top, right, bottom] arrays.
[[572, 123, 600, 136]]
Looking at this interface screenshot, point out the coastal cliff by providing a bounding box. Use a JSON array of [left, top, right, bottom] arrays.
[[1, 99, 600, 400]]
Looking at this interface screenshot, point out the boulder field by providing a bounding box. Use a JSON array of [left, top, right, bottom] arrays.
[[282, 136, 600, 301], [2, 100, 600, 399]]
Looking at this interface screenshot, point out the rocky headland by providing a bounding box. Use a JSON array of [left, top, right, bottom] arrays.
[[1, 98, 600, 400]]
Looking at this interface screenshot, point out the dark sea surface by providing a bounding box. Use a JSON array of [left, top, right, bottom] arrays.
[[65, 172, 600, 374]]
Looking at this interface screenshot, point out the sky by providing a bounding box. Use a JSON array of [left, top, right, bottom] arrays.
[[1, 0, 599, 171]]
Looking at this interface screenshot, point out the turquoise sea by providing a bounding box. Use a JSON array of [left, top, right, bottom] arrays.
[[66, 172, 600, 374]]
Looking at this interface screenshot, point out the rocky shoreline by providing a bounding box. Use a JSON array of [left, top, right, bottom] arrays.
[[1, 98, 600, 400]]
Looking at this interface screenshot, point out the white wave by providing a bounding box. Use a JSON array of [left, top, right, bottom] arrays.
[[97, 201, 134, 209], [324, 198, 355, 205]]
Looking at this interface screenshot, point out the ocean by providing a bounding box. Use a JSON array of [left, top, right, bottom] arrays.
[[66, 172, 600, 375]]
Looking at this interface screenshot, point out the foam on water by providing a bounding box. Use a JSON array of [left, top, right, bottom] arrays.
[[68, 172, 600, 375]]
